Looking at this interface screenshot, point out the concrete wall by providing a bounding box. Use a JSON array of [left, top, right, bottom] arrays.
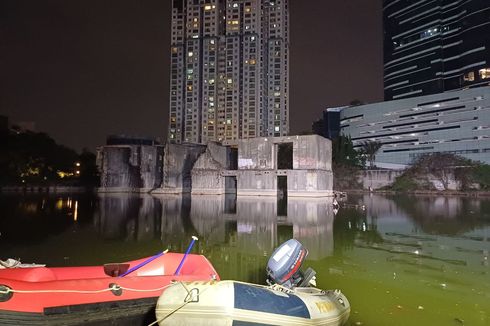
[[99, 147, 137, 190], [236, 170, 333, 196], [358, 169, 468, 191], [238, 137, 275, 169], [360, 169, 404, 190], [237, 135, 331, 170], [139, 146, 164, 189], [235, 135, 333, 196], [294, 135, 332, 170], [156, 143, 206, 194], [191, 142, 234, 195], [97, 145, 163, 192]]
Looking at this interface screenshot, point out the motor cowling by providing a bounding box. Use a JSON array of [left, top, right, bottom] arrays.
[[266, 239, 316, 289]]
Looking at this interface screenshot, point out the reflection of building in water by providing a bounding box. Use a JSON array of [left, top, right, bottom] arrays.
[[97, 193, 139, 240], [358, 194, 484, 235], [97, 193, 161, 241], [135, 194, 161, 241], [235, 197, 279, 256], [97, 193, 336, 282], [157, 195, 196, 250], [189, 195, 230, 245], [336, 195, 490, 272], [161, 195, 335, 282], [388, 195, 485, 235], [361, 194, 479, 222], [288, 198, 334, 260]]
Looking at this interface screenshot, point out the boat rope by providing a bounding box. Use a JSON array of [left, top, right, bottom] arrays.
[[0, 283, 173, 295], [220, 279, 295, 294], [148, 301, 188, 326], [148, 281, 208, 326]]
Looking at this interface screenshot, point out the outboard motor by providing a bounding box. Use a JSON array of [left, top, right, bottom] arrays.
[[266, 239, 316, 289]]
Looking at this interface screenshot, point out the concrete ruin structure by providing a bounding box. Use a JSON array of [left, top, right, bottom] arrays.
[[97, 136, 164, 193], [153, 143, 207, 194], [190, 142, 238, 195], [232, 135, 333, 197], [158, 134, 333, 197], [99, 134, 333, 197]]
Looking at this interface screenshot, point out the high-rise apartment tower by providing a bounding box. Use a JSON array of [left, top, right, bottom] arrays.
[[383, 0, 490, 100], [168, 0, 289, 144]]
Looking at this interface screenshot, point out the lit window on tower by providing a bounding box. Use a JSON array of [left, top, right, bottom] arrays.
[[464, 71, 475, 81], [479, 68, 490, 79]]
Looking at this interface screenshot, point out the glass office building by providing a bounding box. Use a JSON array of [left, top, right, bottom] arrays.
[[383, 0, 490, 100], [340, 86, 490, 167]]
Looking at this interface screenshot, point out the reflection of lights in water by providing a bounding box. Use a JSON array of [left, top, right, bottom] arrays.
[[55, 198, 77, 213], [362, 222, 367, 232], [23, 203, 38, 213], [56, 199, 63, 210], [41, 199, 45, 210], [74, 201, 78, 221]]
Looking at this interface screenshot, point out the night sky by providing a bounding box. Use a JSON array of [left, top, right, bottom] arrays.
[[0, 0, 383, 152]]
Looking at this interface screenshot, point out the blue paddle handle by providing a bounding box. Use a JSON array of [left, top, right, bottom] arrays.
[[174, 236, 198, 275], [119, 250, 168, 277]]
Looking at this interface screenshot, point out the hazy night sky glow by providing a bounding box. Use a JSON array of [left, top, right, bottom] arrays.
[[0, 0, 383, 151]]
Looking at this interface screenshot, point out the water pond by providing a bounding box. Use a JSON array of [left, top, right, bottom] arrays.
[[0, 193, 488, 325]]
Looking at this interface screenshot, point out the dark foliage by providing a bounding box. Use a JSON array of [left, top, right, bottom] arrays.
[[331, 136, 365, 190], [0, 131, 98, 187], [332, 135, 364, 167], [360, 140, 382, 168]]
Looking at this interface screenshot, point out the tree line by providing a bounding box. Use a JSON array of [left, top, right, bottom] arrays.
[[0, 129, 98, 187]]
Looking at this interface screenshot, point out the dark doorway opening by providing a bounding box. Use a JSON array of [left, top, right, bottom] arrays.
[[277, 224, 293, 244], [277, 143, 293, 169], [277, 176, 287, 216], [224, 193, 237, 214], [225, 176, 237, 194], [225, 220, 237, 243], [229, 148, 238, 170]]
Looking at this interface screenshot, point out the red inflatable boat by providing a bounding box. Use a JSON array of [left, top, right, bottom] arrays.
[[0, 252, 219, 325]]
